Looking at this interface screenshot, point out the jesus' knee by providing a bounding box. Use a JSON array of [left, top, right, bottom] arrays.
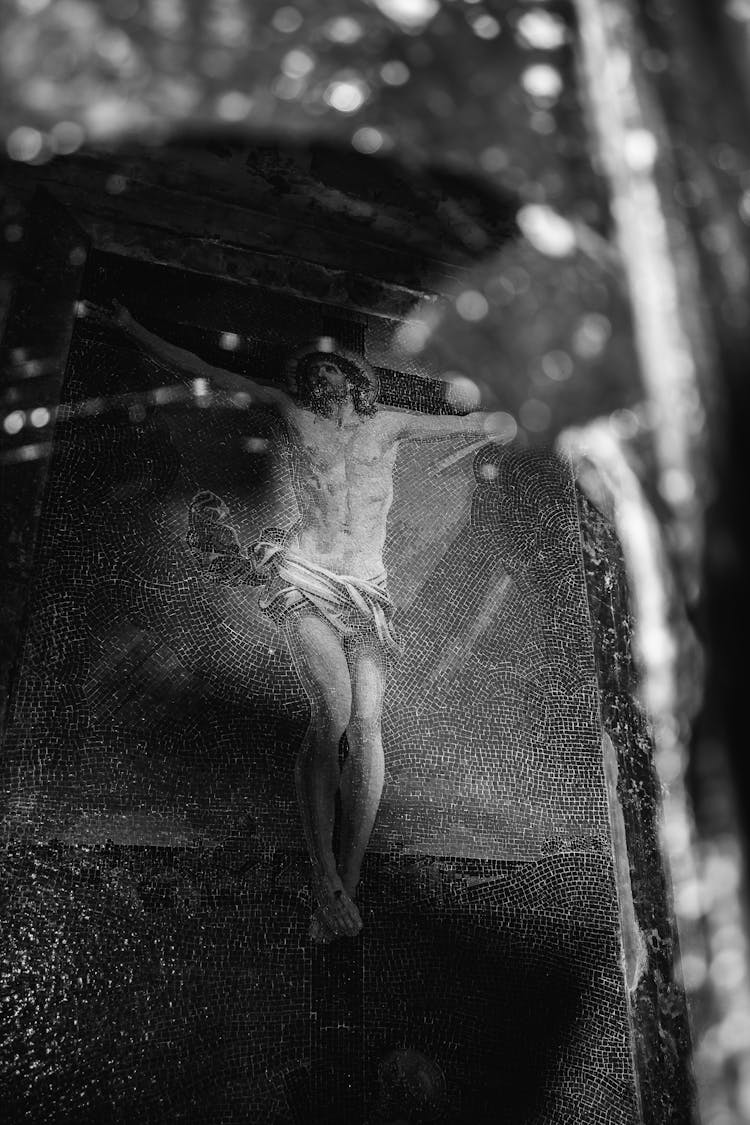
[[346, 711, 383, 756]]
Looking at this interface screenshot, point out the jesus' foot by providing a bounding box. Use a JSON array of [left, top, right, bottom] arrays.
[[309, 876, 362, 943]]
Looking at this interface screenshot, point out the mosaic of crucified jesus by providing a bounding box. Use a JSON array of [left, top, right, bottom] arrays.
[[89, 301, 508, 943]]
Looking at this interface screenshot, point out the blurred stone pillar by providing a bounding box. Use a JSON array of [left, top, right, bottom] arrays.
[[573, 0, 750, 1120]]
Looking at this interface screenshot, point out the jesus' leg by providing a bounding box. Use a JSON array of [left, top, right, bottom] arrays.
[[284, 611, 363, 941], [337, 640, 387, 902]]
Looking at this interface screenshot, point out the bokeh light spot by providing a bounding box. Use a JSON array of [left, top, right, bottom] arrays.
[[30, 407, 51, 429], [3, 411, 25, 435], [231, 391, 252, 408], [273, 76, 304, 101], [456, 290, 489, 321], [395, 319, 431, 354], [515, 10, 567, 50], [324, 79, 368, 114], [486, 275, 516, 306], [710, 948, 747, 992], [50, 121, 85, 155], [85, 98, 144, 138], [519, 398, 551, 432], [96, 29, 134, 67], [7, 127, 43, 163], [471, 14, 501, 39], [573, 313, 612, 358], [479, 145, 509, 172], [623, 129, 659, 172], [219, 332, 240, 351], [352, 126, 385, 154], [739, 189, 750, 225], [711, 142, 741, 171], [444, 373, 481, 409], [609, 408, 641, 440], [371, 0, 440, 31], [659, 468, 695, 504], [272, 6, 303, 33], [541, 350, 574, 381], [521, 64, 563, 101], [518, 205, 576, 257], [381, 60, 410, 86], [324, 16, 363, 43], [281, 49, 315, 79], [529, 110, 556, 135], [483, 411, 518, 442], [17, 0, 50, 13], [217, 91, 253, 120]]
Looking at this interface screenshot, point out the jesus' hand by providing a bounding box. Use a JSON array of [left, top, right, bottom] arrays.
[[80, 298, 135, 334], [109, 299, 134, 330]]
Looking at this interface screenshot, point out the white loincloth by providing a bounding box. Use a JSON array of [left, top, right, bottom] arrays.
[[251, 541, 400, 656]]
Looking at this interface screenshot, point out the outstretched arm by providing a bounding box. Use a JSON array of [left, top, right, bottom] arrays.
[[382, 406, 512, 444], [83, 301, 289, 408]]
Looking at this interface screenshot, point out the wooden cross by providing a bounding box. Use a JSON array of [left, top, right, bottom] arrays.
[[141, 303, 468, 418]]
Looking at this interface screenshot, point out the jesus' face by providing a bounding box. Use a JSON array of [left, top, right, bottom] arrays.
[[299, 356, 353, 418], [310, 359, 348, 401], [295, 351, 378, 419]]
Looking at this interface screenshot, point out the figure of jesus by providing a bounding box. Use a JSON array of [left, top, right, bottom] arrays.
[[90, 302, 509, 942]]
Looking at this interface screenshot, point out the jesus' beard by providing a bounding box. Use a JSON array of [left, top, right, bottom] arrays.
[[302, 386, 377, 421]]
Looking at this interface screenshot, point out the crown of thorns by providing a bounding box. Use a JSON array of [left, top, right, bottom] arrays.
[[284, 337, 379, 396]]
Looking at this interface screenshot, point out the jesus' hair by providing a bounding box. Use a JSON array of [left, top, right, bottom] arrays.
[[295, 353, 378, 418]]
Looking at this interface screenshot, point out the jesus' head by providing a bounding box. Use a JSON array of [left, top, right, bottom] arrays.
[[290, 339, 378, 419]]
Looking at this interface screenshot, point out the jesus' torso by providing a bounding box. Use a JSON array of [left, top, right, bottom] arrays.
[[282, 404, 400, 578]]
